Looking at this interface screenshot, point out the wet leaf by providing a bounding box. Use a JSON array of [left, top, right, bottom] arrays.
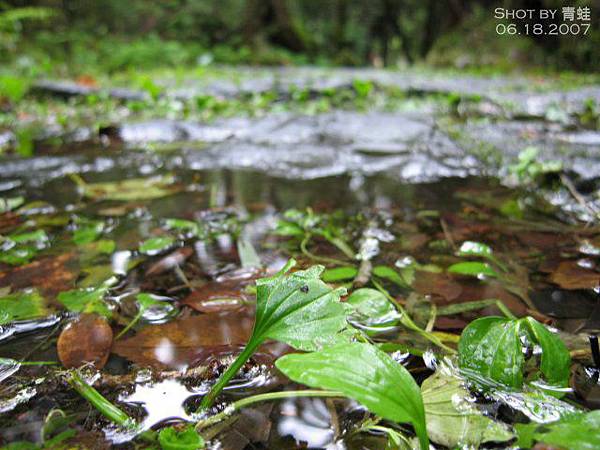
[[112, 312, 253, 369], [237, 238, 261, 268], [158, 425, 205, 450], [57, 313, 113, 369], [72, 174, 181, 201], [0, 289, 48, 325], [0, 252, 77, 299], [183, 280, 249, 313], [0, 197, 24, 213], [275, 342, 429, 450], [457, 241, 506, 271], [72, 218, 104, 245], [0, 229, 49, 266], [422, 370, 514, 447], [458, 316, 570, 389], [57, 283, 112, 319], [252, 259, 349, 351], [321, 266, 358, 282], [413, 271, 462, 301], [200, 259, 349, 409], [549, 261, 600, 290], [448, 261, 498, 278], [346, 288, 397, 327], [139, 236, 175, 255], [373, 265, 410, 288], [516, 411, 600, 450]]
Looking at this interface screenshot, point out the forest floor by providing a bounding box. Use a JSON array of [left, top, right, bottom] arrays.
[[1, 66, 600, 449]]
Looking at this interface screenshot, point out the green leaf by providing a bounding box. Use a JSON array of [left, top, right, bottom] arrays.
[[458, 316, 571, 389], [373, 265, 410, 288], [0, 230, 49, 266], [346, 288, 397, 327], [139, 236, 175, 255], [422, 370, 513, 448], [237, 238, 261, 268], [200, 259, 349, 409], [524, 317, 570, 387], [73, 218, 104, 245], [448, 261, 497, 278], [0, 290, 48, 325], [0, 196, 24, 213], [457, 241, 507, 271], [516, 411, 600, 450], [274, 220, 304, 236], [253, 260, 348, 351], [57, 284, 112, 319], [321, 266, 358, 282], [275, 342, 428, 450], [72, 174, 180, 201], [158, 425, 205, 450]]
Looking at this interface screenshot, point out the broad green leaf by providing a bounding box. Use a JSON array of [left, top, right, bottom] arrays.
[[237, 238, 261, 268], [422, 370, 513, 448], [139, 236, 175, 255], [72, 174, 180, 201], [448, 261, 497, 278], [321, 266, 358, 282], [57, 285, 112, 319], [346, 288, 397, 327], [252, 260, 348, 351], [164, 218, 201, 234], [274, 220, 304, 236], [0, 230, 49, 266], [275, 342, 428, 450], [458, 316, 571, 389], [524, 317, 570, 387], [373, 265, 410, 288], [0, 197, 24, 213], [457, 241, 507, 271], [73, 218, 104, 245], [200, 259, 349, 409], [158, 425, 205, 450], [0, 290, 48, 325], [516, 411, 600, 450]]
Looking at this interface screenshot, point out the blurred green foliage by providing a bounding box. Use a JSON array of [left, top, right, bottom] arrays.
[[0, 0, 598, 76]]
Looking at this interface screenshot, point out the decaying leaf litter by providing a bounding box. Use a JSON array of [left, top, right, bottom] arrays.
[[2, 69, 600, 449]]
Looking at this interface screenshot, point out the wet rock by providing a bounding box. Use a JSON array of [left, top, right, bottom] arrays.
[[57, 313, 113, 369]]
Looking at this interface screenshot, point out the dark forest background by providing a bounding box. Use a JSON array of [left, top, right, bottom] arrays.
[[1, 0, 598, 75]]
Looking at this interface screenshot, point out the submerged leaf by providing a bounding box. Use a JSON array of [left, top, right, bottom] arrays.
[[73, 174, 181, 201], [448, 261, 498, 278], [458, 316, 570, 389], [57, 313, 113, 369], [422, 370, 513, 447], [516, 411, 600, 450], [139, 236, 175, 255], [346, 288, 397, 328], [57, 283, 112, 319], [275, 342, 429, 450], [158, 425, 205, 450], [321, 266, 358, 282], [0, 289, 48, 325]]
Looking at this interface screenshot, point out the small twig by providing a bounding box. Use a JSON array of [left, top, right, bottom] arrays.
[[560, 173, 599, 221], [440, 218, 457, 250]]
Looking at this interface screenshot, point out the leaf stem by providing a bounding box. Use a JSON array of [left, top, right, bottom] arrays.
[[115, 310, 144, 340], [300, 234, 349, 266], [199, 340, 260, 411], [66, 371, 133, 426], [196, 390, 343, 430], [66, 371, 156, 442], [372, 279, 456, 354]]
